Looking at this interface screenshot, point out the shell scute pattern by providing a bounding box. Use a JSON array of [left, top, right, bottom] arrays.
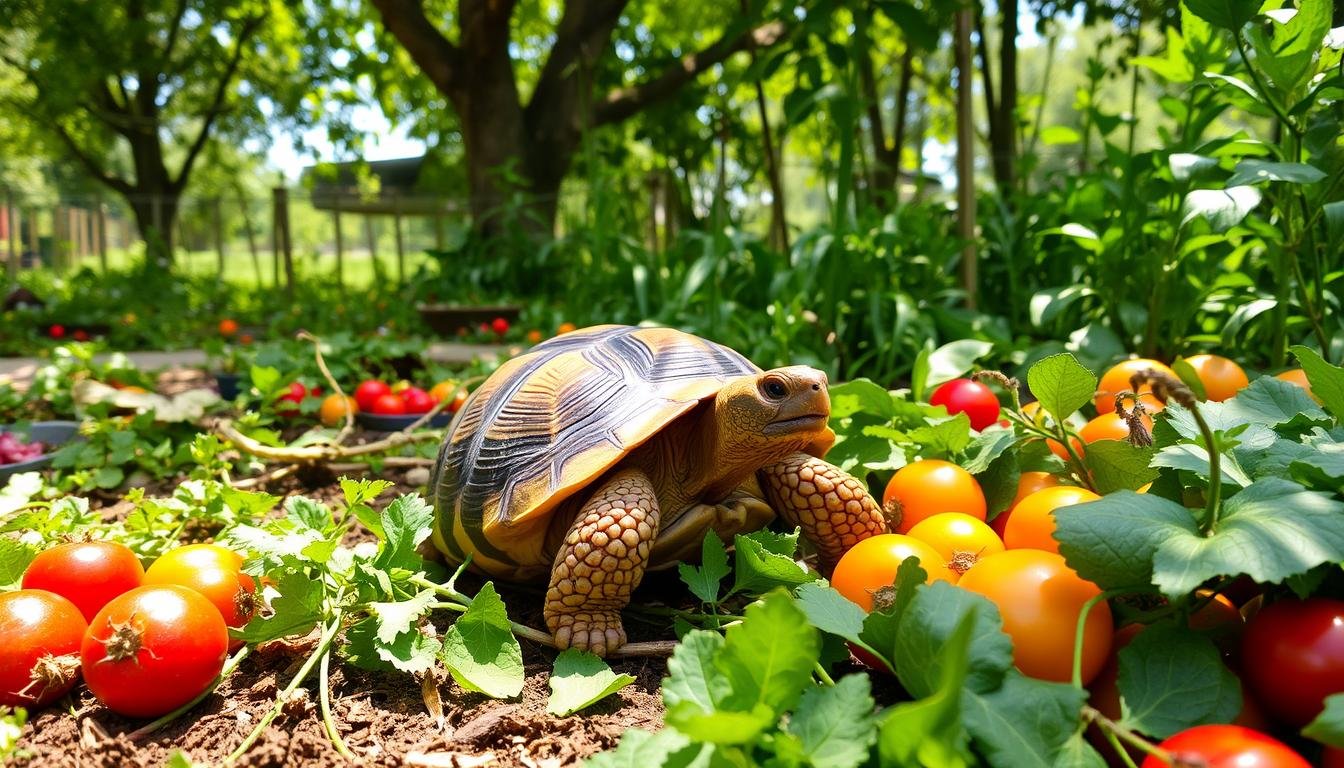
[[432, 325, 758, 573]]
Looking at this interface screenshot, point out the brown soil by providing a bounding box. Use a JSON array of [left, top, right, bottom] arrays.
[[14, 465, 673, 767]]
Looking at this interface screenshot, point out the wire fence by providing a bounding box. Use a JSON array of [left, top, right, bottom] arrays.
[[0, 189, 482, 289]]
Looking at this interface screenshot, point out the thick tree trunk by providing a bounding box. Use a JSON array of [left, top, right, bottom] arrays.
[[127, 192, 179, 267]]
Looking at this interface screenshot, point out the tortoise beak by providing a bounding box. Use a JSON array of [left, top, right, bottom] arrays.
[[763, 368, 830, 435]]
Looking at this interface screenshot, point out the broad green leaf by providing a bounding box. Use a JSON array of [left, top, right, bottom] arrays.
[[879, 614, 976, 768], [1085, 440, 1159, 494], [1054, 492, 1200, 591], [663, 631, 732, 713], [857, 556, 928, 666], [1304, 693, 1344, 748], [582, 728, 711, 768], [1029, 286, 1096, 328], [925, 339, 994, 389], [786, 674, 878, 768], [439, 582, 525, 698], [1291, 447, 1344, 493], [1184, 0, 1256, 30], [718, 590, 820, 716], [1039, 125, 1081, 145], [1227, 160, 1326, 187], [368, 590, 436, 645], [374, 494, 436, 572], [666, 702, 774, 745], [1325, 201, 1344, 249], [1169, 153, 1220, 181], [1026, 353, 1097, 425], [1223, 375, 1329, 426], [908, 413, 974, 455], [237, 571, 324, 643], [1117, 624, 1243, 738], [547, 649, 637, 717], [893, 581, 1014, 697], [1292, 345, 1344, 419], [1247, 0, 1333, 94], [793, 581, 867, 646], [1152, 443, 1252, 487], [679, 532, 729, 605], [0, 536, 39, 590], [731, 529, 816, 596], [285, 496, 333, 532], [963, 672, 1089, 768], [1152, 478, 1344, 596], [1053, 734, 1108, 768], [1181, 187, 1263, 231], [343, 615, 440, 675], [978, 449, 1022, 520], [962, 428, 1018, 475], [829, 379, 896, 420]]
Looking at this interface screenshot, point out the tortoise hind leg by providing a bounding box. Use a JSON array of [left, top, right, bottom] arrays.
[[545, 468, 660, 657], [759, 453, 887, 571]]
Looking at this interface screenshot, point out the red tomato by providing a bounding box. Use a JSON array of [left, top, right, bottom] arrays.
[[1140, 725, 1310, 768], [929, 378, 1000, 431], [354, 380, 392, 411], [275, 381, 307, 415], [370, 393, 409, 415], [400, 386, 435, 414], [72, 329, 90, 342], [1241, 598, 1344, 727], [831, 534, 957, 612], [0, 590, 87, 708], [81, 585, 228, 718], [958, 549, 1113, 684], [22, 541, 145, 622], [491, 317, 510, 335], [1324, 747, 1344, 768], [882, 459, 987, 534], [48, 324, 65, 339], [143, 544, 256, 645]]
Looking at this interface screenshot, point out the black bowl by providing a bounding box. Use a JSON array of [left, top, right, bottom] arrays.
[[0, 421, 82, 481], [355, 411, 454, 432]]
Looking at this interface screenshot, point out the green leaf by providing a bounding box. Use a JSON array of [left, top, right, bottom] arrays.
[[829, 379, 896, 420], [908, 413, 974, 456], [717, 590, 821, 716], [730, 529, 816, 596], [368, 590, 436, 645], [0, 536, 40, 590], [582, 729, 710, 768], [1152, 478, 1344, 596], [237, 571, 324, 643], [439, 582, 525, 698], [663, 630, 732, 713], [374, 494, 436, 572], [964, 672, 1089, 767], [925, 339, 994, 389], [1292, 345, 1344, 419], [1181, 186, 1263, 231], [878, 613, 975, 768], [1054, 492, 1200, 591], [978, 449, 1022, 520], [793, 581, 867, 646], [893, 581, 1014, 697], [547, 649, 637, 717], [679, 532, 729, 605], [249, 364, 281, 395], [285, 496, 333, 531], [1117, 624, 1243, 738], [1325, 201, 1344, 249], [1303, 693, 1344, 748], [1183, 0, 1256, 30], [1085, 440, 1159, 494], [666, 703, 774, 745], [857, 557, 928, 667], [1227, 160, 1327, 187], [1247, 0, 1333, 94], [1026, 353, 1097, 425], [962, 428, 1018, 475], [786, 674, 878, 768], [1169, 153, 1220, 181], [1223, 375, 1329, 426], [343, 615, 440, 675]]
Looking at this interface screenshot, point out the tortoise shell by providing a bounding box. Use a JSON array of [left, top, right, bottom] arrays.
[[431, 324, 760, 576]]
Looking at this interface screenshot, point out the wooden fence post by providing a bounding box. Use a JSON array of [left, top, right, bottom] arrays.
[[239, 195, 262, 286], [332, 203, 345, 292], [364, 214, 382, 284], [4, 190, 17, 285], [393, 196, 406, 284], [213, 197, 226, 279], [96, 197, 108, 271], [272, 187, 294, 297]]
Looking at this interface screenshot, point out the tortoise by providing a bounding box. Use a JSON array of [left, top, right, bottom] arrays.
[[430, 325, 888, 656]]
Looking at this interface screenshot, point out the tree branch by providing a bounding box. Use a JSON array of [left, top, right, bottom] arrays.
[[369, 0, 463, 99], [47, 120, 134, 196], [594, 19, 789, 126], [171, 13, 265, 192], [528, 0, 628, 116]]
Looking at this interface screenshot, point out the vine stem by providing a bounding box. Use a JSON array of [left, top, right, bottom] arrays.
[[319, 644, 355, 760], [1071, 588, 1130, 689], [128, 645, 251, 741], [1233, 34, 1298, 137], [813, 663, 836, 687], [297, 332, 355, 445], [225, 617, 343, 764], [1187, 403, 1222, 528], [1082, 705, 1172, 764]]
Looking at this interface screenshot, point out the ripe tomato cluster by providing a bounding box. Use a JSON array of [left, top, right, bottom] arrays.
[[349, 378, 469, 419], [4, 540, 252, 718]]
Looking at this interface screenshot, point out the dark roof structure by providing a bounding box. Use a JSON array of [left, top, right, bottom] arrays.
[[305, 156, 463, 215]]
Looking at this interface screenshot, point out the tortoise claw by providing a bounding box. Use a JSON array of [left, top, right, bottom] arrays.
[[550, 611, 627, 657]]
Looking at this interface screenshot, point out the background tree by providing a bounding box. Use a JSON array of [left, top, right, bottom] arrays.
[[0, 0, 307, 266]]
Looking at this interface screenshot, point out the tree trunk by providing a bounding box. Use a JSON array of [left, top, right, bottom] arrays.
[[127, 193, 179, 266], [995, 0, 1019, 193]]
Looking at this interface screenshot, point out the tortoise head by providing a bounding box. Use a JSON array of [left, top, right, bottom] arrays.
[[711, 366, 832, 465]]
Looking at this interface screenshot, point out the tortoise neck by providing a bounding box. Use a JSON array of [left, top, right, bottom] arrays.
[[689, 396, 811, 501]]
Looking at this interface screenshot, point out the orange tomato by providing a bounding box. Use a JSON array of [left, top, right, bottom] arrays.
[[526, 329, 543, 345], [882, 459, 987, 534], [1189, 591, 1242, 633], [1096, 358, 1177, 414], [906, 512, 1004, 579], [831, 534, 956, 611], [958, 549, 1113, 684], [120, 385, 149, 395], [1184, 354, 1249, 402], [557, 322, 577, 335], [1003, 485, 1101, 554], [143, 544, 256, 650], [992, 471, 1063, 538], [218, 318, 238, 337], [318, 393, 358, 426], [429, 380, 459, 404], [1078, 411, 1153, 444], [1276, 368, 1321, 403]]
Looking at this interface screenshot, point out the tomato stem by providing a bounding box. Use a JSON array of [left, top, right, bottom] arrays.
[[1188, 404, 1222, 530], [128, 645, 251, 741], [225, 617, 343, 764], [1082, 705, 1172, 764], [319, 645, 355, 759], [1071, 588, 1127, 689], [1099, 725, 1141, 768], [813, 662, 836, 687]]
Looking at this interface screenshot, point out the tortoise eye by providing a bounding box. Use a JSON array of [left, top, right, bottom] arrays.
[[762, 377, 789, 400]]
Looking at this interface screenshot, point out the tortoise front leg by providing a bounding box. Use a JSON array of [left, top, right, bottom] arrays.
[[759, 453, 887, 570], [544, 468, 660, 657]]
